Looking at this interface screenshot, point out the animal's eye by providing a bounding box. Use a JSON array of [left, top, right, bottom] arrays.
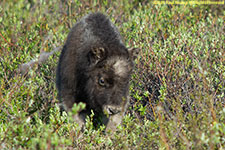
[[98, 77, 105, 86]]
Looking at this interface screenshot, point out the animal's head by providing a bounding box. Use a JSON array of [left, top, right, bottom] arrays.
[[84, 44, 139, 113]]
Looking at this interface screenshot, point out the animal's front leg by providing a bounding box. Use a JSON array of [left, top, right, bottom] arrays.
[[105, 112, 124, 132]]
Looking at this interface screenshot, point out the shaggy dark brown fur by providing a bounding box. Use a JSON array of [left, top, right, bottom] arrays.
[[56, 12, 138, 131]]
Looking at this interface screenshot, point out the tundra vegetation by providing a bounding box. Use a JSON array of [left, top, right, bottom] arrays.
[[0, 0, 224, 149]]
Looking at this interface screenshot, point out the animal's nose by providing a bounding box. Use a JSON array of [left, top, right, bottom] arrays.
[[103, 105, 121, 116]]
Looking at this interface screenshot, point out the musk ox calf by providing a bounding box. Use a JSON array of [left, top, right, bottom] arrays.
[[56, 12, 139, 131]]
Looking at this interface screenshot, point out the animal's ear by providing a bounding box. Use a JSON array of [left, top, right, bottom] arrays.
[[88, 47, 106, 64], [128, 48, 139, 60]]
